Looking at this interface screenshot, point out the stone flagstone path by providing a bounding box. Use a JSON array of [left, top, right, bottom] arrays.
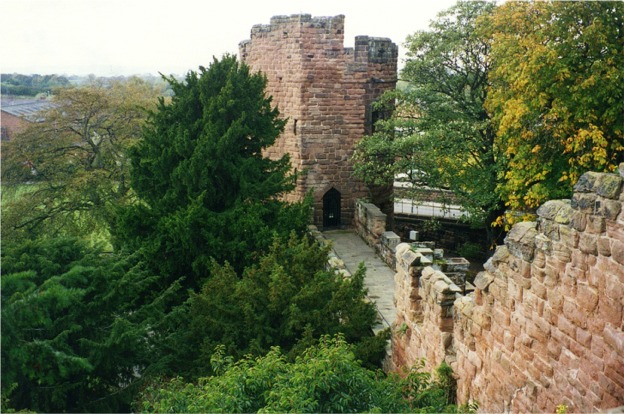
[[322, 229, 397, 333]]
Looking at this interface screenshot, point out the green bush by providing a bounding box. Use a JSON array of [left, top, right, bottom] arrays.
[[138, 337, 478, 414], [456, 241, 484, 260]]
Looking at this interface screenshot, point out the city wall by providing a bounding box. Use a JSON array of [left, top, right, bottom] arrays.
[[391, 168, 624, 412]]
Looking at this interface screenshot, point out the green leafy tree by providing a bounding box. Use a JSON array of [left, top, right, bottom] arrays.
[[138, 335, 473, 413], [1, 73, 70, 96], [161, 234, 388, 377], [1, 237, 174, 413], [353, 1, 503, 246], [1, 77, 163, 243], [484, 1, 624, 221], [114, 55, 309, 287]]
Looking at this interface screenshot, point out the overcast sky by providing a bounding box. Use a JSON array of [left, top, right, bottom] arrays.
[[2, 0, 459, 77]]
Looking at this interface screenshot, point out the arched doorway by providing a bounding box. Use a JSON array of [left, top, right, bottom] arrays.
[[323, 187, 341, 228]]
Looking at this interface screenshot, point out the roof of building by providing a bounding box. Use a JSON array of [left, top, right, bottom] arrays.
[[1, 99, 56, 122]]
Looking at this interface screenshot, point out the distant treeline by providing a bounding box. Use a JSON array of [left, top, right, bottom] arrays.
[[1, 73, 70, 96], [2, 73, 176, 98]]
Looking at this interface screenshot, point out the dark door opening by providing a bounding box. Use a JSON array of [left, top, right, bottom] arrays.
[[323, 188, 341, 228]]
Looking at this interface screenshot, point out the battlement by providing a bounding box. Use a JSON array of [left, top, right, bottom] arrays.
[[391, 166, 624, 412], [240, 14, 397, 69], [354, 36, 398, 64], [266, 14, 345, 30], [240, 14, 345, 50]]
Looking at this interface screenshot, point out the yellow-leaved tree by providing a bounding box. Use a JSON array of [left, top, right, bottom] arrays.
[[484, 1, 624, 225]]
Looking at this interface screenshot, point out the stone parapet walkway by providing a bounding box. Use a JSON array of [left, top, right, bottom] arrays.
[[322, 229, 397, 333]]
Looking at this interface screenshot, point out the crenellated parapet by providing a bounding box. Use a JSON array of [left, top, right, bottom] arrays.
[[390, 165, 624, 413]]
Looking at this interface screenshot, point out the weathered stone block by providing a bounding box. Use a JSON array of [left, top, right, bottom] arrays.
[[604, 271, 624, 305], [552, 241, 573, 263], [574, 171, 602, 193], [597, 237, 612, 256], [415, 247, 434, 262], [579, 233, 599, 256], [577, 282, 599, 313], [588, 311, 607, 336], [603, 323, 624, 354], [602, 199, 622, 220], [533, 311, 551, 333], [532, 279, 547, 300], [473, 271, 495, 291], [381, 231, 400, 250], [533, 251, 547, 272], [505, 221, 538, 261], [537, 199, 572, 222], [570, 249, 590, 271], [443, 257, 470, 273], [557, 314, 577, 340], [533, 354, 554, 378], [576, 327, 592, 348], [523, 290, 538, 312], [527, 318, 549, 343], [563, 299, 589, 329], [571, 193, 598, 214], [540, 219, 560, 241], [559, 348, 581, 370], [607, 221, 624, 240], [401, 249, 424, 270], [570, 210, 587, 232], [598, 295, 623, 328], [588, 352, 605, 372], [586, 215, 606, 234], [534, 233, 552, 254], [543, 265, 560, 288], [473, 311, 492, 331], [547, 333, 563, 359], [596, 173, 624, 200], [559, 225, 580, 249], [467, 350, 483, 370], [612, 240, 624, 265]]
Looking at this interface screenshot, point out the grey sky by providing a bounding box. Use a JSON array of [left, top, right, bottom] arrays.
[[2, 0, 458, 76]]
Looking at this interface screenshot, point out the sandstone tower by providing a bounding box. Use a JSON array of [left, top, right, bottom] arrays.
[[240, 14, 398, 228]]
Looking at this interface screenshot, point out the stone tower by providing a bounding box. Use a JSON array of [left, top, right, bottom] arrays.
[[239, 14, 397, 228]]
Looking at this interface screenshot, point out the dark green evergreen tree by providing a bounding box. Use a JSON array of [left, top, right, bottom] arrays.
[[161, 234, 389, 377], [1, 237, 174, 413], [114, 55, 309, 287]]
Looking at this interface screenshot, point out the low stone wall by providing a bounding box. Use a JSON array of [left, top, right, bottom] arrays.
[[308, 225, 351, 278], [393, 248, 461, 373], [354, 200, 387, 246], [390, 168, 624, 413], [354, 199, 400, 268]]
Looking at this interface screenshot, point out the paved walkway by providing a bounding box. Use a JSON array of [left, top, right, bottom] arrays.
[[322, 229, 397, 333]]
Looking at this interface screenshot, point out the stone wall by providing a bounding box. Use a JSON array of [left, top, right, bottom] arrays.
[[393, 250, 461, 374], [240, 15, 397, 227], [308, 224, 352, 278], [354, 199, 400, 268], [391, 168, 624, 412]]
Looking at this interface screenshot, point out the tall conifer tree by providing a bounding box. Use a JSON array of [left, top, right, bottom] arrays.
[[114, 55, 308, 285]]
